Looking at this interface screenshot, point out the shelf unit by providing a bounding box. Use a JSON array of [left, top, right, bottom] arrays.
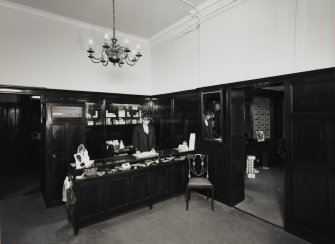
[[105, 103, 145, 125]]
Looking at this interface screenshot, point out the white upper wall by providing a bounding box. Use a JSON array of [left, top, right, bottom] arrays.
[[295, 0, 335, 72], [151, 0, 335, 94], [0, 1, 151, 95], [1, 0, 334, 96]]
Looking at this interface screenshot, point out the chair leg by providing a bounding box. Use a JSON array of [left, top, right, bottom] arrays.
[[211, 187, 214, 211], [207, 189, 209, 201]]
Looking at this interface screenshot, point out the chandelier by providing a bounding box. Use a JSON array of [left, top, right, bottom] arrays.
[[87, 0, 142, 67]]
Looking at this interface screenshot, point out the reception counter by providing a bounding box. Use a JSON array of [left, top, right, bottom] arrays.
[[68, 149, 193, 235]]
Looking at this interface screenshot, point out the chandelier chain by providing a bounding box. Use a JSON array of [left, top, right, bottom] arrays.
[[113, 0, 116, 39]]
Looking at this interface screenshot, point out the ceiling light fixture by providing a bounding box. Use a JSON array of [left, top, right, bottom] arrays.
[[87, 0, 142, 67]]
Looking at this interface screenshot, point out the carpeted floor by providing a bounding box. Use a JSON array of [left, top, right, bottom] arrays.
[[0, 172, 40, 200], [0, 192, 309, 244], [235, 166, 284, 227]]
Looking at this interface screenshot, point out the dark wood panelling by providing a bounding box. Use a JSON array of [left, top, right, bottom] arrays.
[[168, 163, 185, 194], [51, 124, 65, 153], [329, 174, 335, 240], [173, 118, 186, 145], [86, 126, 106, 158], [287, 71, 335, 243], [186, 118, 200, 137], [152, 169, 168, 198], [106, 177, 130, 211], [201, 144, 228, 203], [0, 106, 4, 130], [152, 98, 171, 118], [327, 121, 335, 169], [131, 173, 150, 204], [228, 89, 245, 205], [0, 103, 20, 173], [174, 94, 199, 119], [293, 80, 335, 113], [79, 183, 104, 219], [292, 170, 329, 235], [214, 151, 228, 198], [50, 124, 67, 203], [69, 124, 85, 155], [292, 120, 326, 165]]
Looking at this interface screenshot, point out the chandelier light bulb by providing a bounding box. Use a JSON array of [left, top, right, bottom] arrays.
[[136, 44, 141, 50], [124, 38, 129, 44], [104, 34, 109, 40], [88, 39, 93, 47]]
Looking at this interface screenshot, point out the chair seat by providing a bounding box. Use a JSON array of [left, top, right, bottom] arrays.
[[187, 177, 212, 187]]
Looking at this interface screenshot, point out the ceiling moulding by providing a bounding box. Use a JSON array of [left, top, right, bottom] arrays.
[[0, 0, 148, 44], [149, 0, 248, 49]]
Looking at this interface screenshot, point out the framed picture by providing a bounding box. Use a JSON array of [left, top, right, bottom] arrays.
[[256, 130, 265, 142]]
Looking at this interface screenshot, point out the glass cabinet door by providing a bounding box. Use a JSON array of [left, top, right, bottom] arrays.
[[86, 101, 103, 126], [201, 90, 223, 142]]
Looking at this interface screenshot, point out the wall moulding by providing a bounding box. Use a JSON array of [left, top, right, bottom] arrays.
[[149, 0, 248, 49]]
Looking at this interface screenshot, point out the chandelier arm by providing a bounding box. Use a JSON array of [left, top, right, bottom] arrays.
[[126, 60, 136, 66], [90, 57, 103, 64], [127, 56, 138, 63], [103, 60, 109, 66]]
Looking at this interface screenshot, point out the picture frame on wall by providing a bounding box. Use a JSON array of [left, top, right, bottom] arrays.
[[256, 130, 265, 142]]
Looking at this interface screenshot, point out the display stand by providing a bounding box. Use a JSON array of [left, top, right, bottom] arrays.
[[246, 155, 256, 178]]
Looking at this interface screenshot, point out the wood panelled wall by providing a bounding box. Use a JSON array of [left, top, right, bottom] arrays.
[[152, 91, 201, 150], [286, 70, 335, 244], [2, 67, 334, 244]]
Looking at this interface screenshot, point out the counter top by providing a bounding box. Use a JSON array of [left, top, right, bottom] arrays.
[[69, 148, 194, 181]]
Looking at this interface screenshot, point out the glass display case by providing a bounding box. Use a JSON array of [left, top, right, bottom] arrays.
[[69, 148, 191, 181]]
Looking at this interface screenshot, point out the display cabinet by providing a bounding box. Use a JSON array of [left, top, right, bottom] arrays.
[[67, 149, 193, 235], [105, 103, 145, 126], [85, 102, 103, 126]]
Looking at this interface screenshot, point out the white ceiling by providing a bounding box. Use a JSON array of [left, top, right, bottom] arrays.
[[6, 0, 207, 38]]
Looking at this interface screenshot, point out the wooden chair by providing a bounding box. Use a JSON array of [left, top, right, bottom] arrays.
[[186, 154, 214, 211]]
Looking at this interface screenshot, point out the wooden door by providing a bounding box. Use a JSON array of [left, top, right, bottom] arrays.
[[45, 103, 85, 207], [285, 71, 335, 243]]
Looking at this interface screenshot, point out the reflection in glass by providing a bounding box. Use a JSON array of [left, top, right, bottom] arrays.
[[202, 91, 222, 141]]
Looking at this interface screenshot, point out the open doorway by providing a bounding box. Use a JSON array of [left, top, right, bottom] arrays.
[[0, 94, 42, 200], [235, 83, 285, 227]]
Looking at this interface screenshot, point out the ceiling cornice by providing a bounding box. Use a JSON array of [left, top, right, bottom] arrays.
[[0, 0, 148, 43], [149, 0, 247, 49]]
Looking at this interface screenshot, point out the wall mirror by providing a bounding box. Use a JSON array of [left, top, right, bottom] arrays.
[[201, 90, 223, 142]]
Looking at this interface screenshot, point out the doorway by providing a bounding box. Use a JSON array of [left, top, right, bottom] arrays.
[[0, 94, 42, 200], [235, 83, 285, 227]]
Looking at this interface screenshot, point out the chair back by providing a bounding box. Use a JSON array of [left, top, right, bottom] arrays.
[[187, 154, 209, 179]]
